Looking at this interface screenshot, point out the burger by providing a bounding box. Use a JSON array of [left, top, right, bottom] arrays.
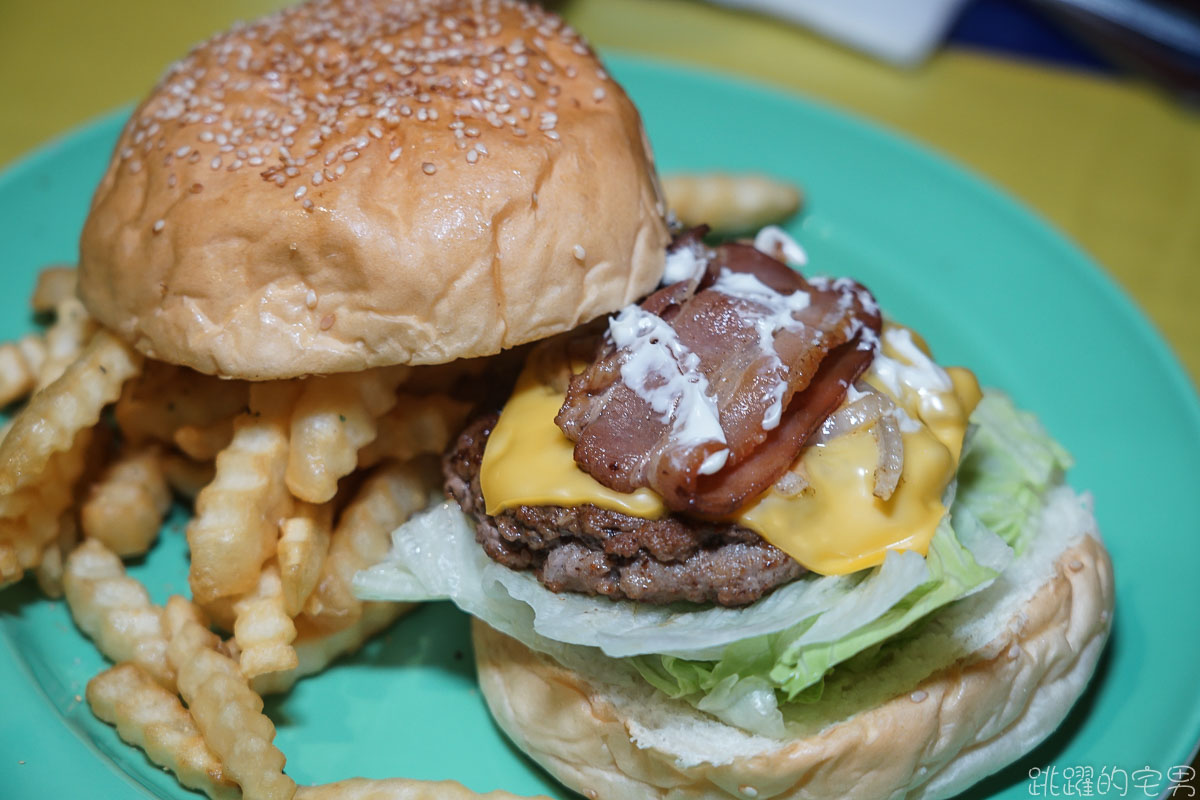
[[66, 0, 1113, 796]]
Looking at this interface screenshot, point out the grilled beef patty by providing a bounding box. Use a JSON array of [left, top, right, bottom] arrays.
[[444, 413, 805, 607]]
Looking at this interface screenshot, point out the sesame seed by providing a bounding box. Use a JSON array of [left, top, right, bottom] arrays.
[[153, 219, 165, 233], [113, 0, 606, 195], [422, 162, 436, 174], [909, 690, 928, 703], [319, 314, 335, 330], [573, 244, 585, 260], [306, 290, 317, 308], [294, 185, 307, 199]]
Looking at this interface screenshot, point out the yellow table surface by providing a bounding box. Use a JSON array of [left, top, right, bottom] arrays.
[[1, 0, 1197, 386]]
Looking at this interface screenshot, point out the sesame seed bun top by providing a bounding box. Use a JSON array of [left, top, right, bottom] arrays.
[[79, 0, 670, 379]]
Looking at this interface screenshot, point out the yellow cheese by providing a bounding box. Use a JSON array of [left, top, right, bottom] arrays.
[[480, 327, 980, 577], [482, 365, 666, 518]]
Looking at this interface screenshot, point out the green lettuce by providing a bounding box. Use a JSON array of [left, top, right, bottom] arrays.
[[627, 392, 1069, 729], [955, 393, 1072, 553], [630, 514, 997, 707]]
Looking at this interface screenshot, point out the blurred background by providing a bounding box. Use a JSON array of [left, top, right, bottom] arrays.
[[0, 0, 1197, 792], [2, 0, 1196, 389]]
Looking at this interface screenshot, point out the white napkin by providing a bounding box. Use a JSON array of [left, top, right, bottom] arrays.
[[707, 0, 971, 65]]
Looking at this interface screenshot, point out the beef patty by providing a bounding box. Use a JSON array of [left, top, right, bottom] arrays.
[[444, 413, 805, 607]]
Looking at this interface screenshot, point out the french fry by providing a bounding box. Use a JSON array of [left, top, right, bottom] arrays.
[[303, 460, 433, 631], [0, 542, 18, 586], [87, 662, 239, 800], [252, 601, 407, 695], [37, 296, 99, 390], [233, 560, 298, 679], [30, 265, 77, 313], [33, 510, 77, 598], [357, 393, 472, 469], [63, 539, 175, 689], [174, 418, 235, 461], [278, 502, 334, 617], [286, 366, 410, 504], [187, 382, 298, 604], [115, 359, 249, 447], [0, 334, 47, 407], [295, 777, 543, 800], [0, 329, 141, 494], [81, 444, 170, 558], [166, 595, 296, 800], [0, 426, 93, 587], [163, 453, 216, 502], [661, 172, 802, 234], [164, 596, 223, 676]]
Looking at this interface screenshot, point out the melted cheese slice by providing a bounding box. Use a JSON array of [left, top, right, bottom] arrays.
[[480, 326, 981, 576]]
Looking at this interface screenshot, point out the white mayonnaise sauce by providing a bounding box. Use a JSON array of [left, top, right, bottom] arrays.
[[867, 328, 953, 428], [662, 243, 709, 285], [608, 305, 729, 474], [753, 225, 808, 267]]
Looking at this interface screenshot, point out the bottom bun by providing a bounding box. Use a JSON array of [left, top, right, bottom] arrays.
[[472, 488, 1114, 800]]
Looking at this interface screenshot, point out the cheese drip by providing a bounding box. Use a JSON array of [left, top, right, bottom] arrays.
[[480, 325, 980, 576]]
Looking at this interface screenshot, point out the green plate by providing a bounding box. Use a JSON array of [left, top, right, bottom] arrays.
[[2, 55, 1198, 799]]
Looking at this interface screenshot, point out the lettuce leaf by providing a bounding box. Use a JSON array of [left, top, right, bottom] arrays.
[[955, 393, 1072, 553], [628, 513, 1001, 733]]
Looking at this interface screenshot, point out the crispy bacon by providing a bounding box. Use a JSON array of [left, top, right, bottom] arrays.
[[556, 239, 882, 515]]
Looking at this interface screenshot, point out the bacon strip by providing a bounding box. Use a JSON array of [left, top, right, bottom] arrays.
[[556, 239, 881, 515]]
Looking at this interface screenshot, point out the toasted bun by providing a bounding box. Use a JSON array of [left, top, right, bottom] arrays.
[[79, 0, 669, 380], [473, 488, 1114, 800]]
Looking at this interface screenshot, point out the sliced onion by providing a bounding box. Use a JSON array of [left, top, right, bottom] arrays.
[[813, 387, 889, 444], [773, 469, 809, 497], [810, 381, 906, 500], [871, 412, 903, 501]]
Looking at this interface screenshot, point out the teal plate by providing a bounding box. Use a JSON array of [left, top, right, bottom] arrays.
[[2, 55, 1199, 799]]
